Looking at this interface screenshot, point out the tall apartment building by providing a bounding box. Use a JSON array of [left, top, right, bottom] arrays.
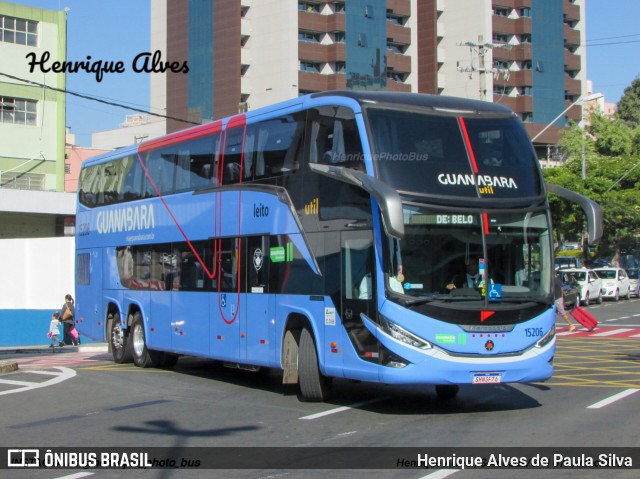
[[0, 2, 74, 238], [151, 0, 586, 155]]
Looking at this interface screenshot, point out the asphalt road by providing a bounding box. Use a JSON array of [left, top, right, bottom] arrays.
[[2, 298, 640, 479]]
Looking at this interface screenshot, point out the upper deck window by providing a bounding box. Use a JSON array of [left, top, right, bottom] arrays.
[[366, 107, 542, 199]]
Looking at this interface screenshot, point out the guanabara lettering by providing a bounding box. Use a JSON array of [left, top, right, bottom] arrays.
[[96, 205, 155, 234], [438, 173, 518, 189]]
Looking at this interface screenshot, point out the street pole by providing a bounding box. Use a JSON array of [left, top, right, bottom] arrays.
[[581, 139, 586, 180], [478, 35, 486, 101]]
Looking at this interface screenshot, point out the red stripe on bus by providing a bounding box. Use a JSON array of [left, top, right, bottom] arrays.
[[482, 212, 490, 235], [138, 120, 223, 153], [136, 151, 217, 280], [226, 114, 246, 130], [458, 117, 479, 173]]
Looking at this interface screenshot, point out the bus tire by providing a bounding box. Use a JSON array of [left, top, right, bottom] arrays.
[[435, 384, 459, 400], [298, 327, 332, 402], [130, 312, 163, 368], [109, 312, 133, 364]]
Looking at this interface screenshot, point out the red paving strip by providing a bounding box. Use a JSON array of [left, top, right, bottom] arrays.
[[16, 351, 112, 369], [556, 326, 640, 338]]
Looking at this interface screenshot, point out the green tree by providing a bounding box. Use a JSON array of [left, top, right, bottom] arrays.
[[546, 115, 640, 261], [617, 76, 640, 126]]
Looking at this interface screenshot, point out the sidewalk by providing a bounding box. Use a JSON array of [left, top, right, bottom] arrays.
[[0, 343, 108, 374], [0, 343, 108, 355]]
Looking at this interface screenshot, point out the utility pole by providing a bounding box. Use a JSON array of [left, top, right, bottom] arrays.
[[478, 36, 487, 101], [456, 37, 510, 101]]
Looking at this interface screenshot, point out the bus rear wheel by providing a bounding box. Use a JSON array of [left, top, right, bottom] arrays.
[[109, 312, 133, 364], [131, 312, 164, 368], [298, 327, 332, 402]]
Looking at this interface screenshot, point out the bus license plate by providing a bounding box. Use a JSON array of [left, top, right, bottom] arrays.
[[472, 372, 502, 384]]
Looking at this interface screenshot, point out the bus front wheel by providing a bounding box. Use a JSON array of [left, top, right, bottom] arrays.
[[131, 312, 164, 368], [109, 312, 133, 364], [298, 327, 332, 402]]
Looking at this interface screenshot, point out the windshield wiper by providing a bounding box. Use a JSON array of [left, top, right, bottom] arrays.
[[404, 296, 436, 307]]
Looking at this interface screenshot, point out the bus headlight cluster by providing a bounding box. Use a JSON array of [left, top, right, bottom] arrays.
[[379, 315, 433, 350], [536, 325, 555, 348]]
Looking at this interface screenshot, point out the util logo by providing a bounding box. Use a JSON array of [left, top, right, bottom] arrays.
[[304, 198, 319, 215]]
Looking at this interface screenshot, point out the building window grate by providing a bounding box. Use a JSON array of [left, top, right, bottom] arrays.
[[0, 96, 37, 125], [0, 172, 45, 191], [0, 14, 38, 46]]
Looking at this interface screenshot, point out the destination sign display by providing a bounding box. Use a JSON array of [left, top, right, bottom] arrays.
[[409, 214, 478, 226]]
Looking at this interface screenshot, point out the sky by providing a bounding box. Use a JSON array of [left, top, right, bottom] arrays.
[[6, 0, 640, 147]]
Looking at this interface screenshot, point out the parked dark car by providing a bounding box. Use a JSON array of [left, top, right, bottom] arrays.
[[555, 256, 580, 270], [562, 273, 580, 309]]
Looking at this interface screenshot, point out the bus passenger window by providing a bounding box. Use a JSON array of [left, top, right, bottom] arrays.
[[119, 156, 144, 202], [222, 130, 244, 185], [308, 105, 364, 170]]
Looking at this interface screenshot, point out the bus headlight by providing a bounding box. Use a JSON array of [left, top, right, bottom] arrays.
[[379, 315, 433, 350], [536, 325, 555, 348]]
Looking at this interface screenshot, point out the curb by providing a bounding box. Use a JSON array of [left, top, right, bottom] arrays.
[[78, 344, 109, 353], [0, 359, 18, 374], [0, 343, 109, 355]]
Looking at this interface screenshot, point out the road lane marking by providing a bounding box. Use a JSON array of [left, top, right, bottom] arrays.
[[587, 388, 640, 409], [0, 367, 76, 396], [419, 469, 460, 479], [592, 328, 630, 336], [299, 397, 389, 420], [56, 473, 95, 479], [0, 378, 36, 387]]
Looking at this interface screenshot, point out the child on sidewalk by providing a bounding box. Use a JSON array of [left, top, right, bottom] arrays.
[[48, 312, 65, 348]]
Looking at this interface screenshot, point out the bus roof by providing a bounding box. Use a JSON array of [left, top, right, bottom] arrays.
[[82, 90, 514, 169], [309, 90, 514, 115]]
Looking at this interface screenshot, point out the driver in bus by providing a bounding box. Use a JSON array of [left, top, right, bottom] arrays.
[[446, 257, 482, 290]]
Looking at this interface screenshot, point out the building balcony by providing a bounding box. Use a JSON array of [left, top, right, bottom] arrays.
[[493, 0, 531, 9], [523, 123, 565, 147], [387, 0, 411, 18], [495, 95, 533, 113], [386, 22, 411, 45], [387, 51, 411, 73], [492, 15, 531, 35], [494, 69, 532, 88], [564, 2, 580, 22], [298, 11, 345, 32], [564, 50, 581, 72], [565, 76, 581, 96], [565, 100, 582, 122], [564, 25, 580, 47], [387, 80, 411, 92], [298, 71, 346, 92], [298, 42, 346, 63], [493, 43, 532, 62]]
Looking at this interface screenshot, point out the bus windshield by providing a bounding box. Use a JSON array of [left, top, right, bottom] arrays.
[[384, 206, 553, 304], [366, 107, 542, 199]]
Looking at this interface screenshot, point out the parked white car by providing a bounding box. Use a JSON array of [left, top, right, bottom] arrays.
[[564, 268, 603, 306], [628, 268, 639, 298], [593, 267, 631, 301]]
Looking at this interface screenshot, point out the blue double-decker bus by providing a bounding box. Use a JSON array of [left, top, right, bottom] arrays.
[[75, 91, 601, 401]]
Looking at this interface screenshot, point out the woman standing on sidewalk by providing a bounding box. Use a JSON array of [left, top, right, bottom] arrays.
[[59, 294, 79, 346]]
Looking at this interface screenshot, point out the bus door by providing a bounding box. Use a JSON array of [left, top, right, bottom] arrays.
[[75, 248, 103, 340], [242, 236, 274, 366], [171, 243, 210, 356], [340, 230, 379, 378], [211, 237, 242, 362], [210, 118, 246, 362]]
